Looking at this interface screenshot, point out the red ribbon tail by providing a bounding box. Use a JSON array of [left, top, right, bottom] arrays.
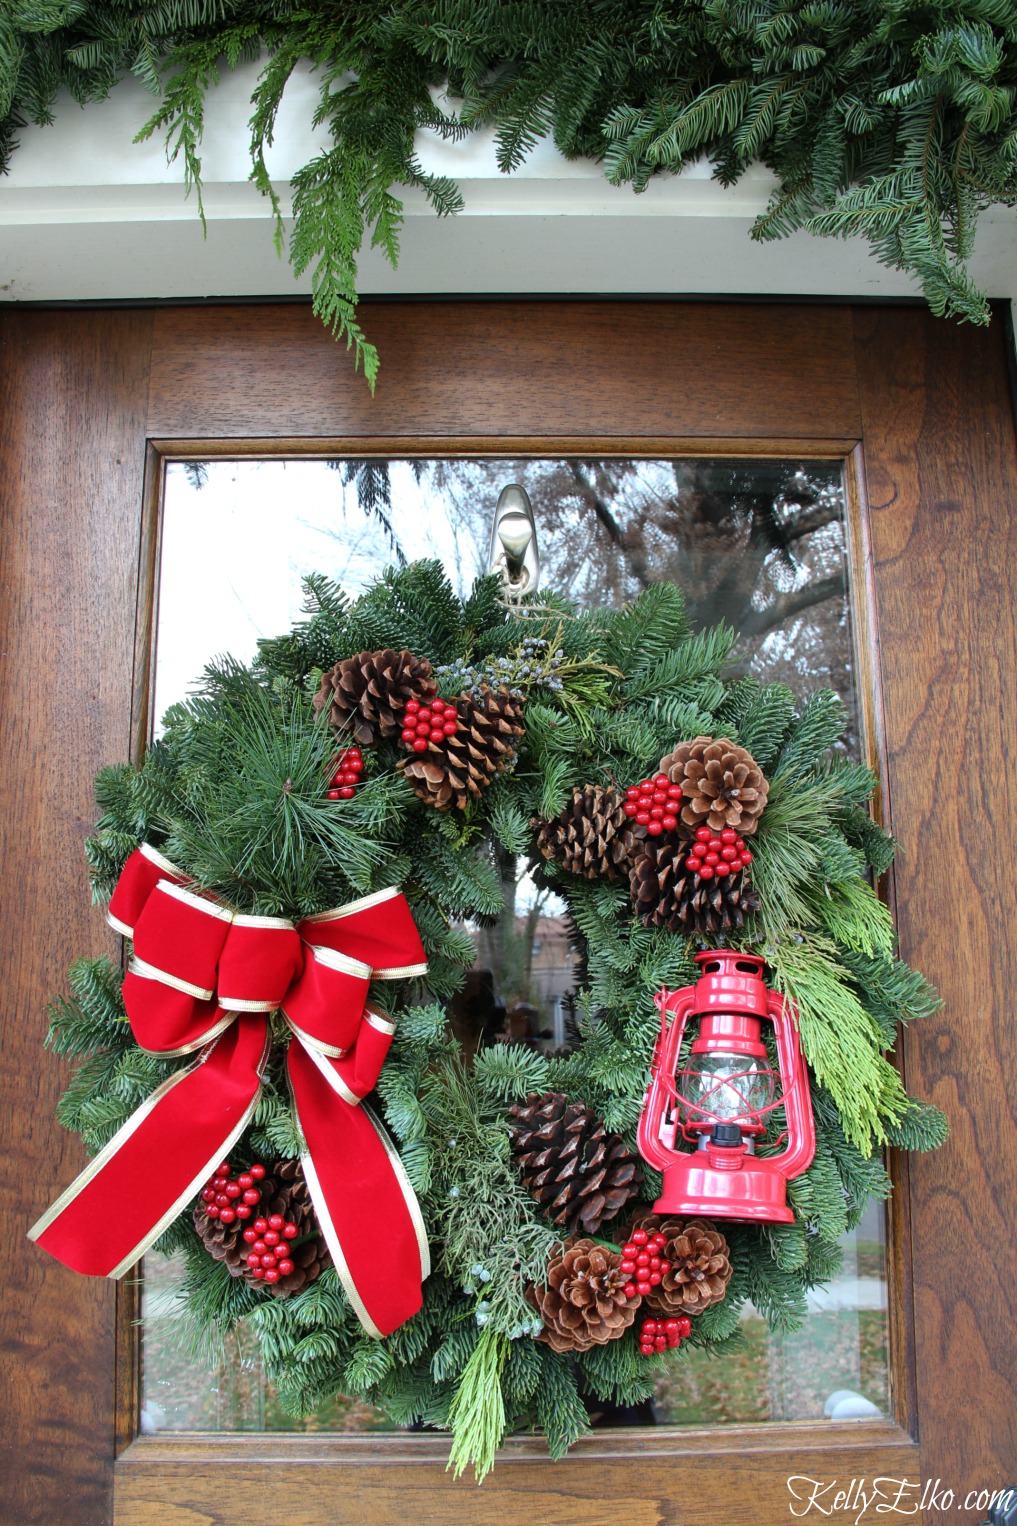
[[288, 1040, 428, 1337], [29, 1016, 269, 1277]]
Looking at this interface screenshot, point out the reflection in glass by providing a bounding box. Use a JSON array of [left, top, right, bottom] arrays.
[[143, 455, 886, 1436]]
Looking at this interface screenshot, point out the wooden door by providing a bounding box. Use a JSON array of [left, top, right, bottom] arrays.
[[2, 301, 1015, 1526]]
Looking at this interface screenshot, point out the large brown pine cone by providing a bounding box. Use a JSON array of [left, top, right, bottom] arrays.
[[659, 736, 769, 836], [313, 648, 435, 745], [527, 1238, 637, 1352], [630, 1212, 733, 1316], [534, 785, 635, 880], [193, 1159, 331, 1299], [629, 838, 759, 936], [508, 1091, 641, 1234], [400, 684, 524, 810]]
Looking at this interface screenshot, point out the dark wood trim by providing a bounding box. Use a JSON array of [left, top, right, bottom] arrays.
[[114, 1424, 920, 1525], [149, 435, 861, 460], [854, 307, 1017, 1513]]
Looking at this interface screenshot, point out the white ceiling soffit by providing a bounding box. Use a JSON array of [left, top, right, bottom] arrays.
[[2, 60, 1015, 305]]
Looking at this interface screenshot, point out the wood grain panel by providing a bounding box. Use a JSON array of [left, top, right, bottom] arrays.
[[146, 302, 862, 441], [856, 307, 1017, 1523], [0, 310, 154, 1524], [114, 1425, 919, 1526]]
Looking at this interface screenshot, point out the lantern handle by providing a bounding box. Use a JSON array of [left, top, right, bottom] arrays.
[[638, 988, 695, 1173], [763, 989, 816, 1176]]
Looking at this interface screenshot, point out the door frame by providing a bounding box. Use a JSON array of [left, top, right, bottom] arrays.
[[3, 300, 1014, 1525]]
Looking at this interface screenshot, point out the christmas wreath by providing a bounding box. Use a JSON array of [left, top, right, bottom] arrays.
[[31, 560, 946, 1478]]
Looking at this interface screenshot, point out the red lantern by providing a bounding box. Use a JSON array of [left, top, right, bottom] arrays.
[[637, 950, 815, 1224]]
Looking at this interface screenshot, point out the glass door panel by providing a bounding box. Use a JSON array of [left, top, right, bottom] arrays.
[[142, 454, 886, 1436]]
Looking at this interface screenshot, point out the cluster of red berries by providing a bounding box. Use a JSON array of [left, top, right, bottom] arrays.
[[200, 1161, 266, 1225], [622, 775, 684, 836], [327, 746, 364, 801], [639, 1315, 691, 1355], [400, 696, 460, 753], [243, 1212, 300, 1283], [620, 1227, 671, 1299], [685, 826, 753, 881]]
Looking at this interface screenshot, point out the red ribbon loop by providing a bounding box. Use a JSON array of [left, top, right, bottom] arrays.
[[30, 847, 431, 1337]]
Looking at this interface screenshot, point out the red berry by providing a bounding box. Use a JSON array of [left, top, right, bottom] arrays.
[[652, 1233, 667, 1248], [242, 1189, 261, 1205], [649, 1257, 662, 1272], [635, 1251, 650, 1267], [201, 1188, 216, 1204], [709, 837, 722, 851], [704, 852, 719, 866], [686, 857, 703, 873], [246, 1252, 261, 1268], [340, 770, 358, 784], [224, 1182, 241, 1199], [678, 1318, 692, 1337], [651, 792, 667, 808], [635, 811, 650, 825], [249, 1165, 266, 1180], [277, 1259, 294, 1277], [215, 1193, 230, 1208], [699, 865, 715, 880], [721, 829, 737, 843], [695, 826, 712, 843], [623, 1283, 638, 1300], [252, 1241, 267, 1256], [442, 721, 457, 736], [642, 1320, 659, 1335], [412, 738, 428, 752], [622, 1243, 637, 1257], [639, 782, 653, 795], [625, 786, 641, 800], [327, 789, 341, 800], [649, 1272, 662, 1286], [664, 1319, 680, 1335], [261, 1268, 278, 1283], [282, 1223, 298, 1239], [667, 784, 683, 799], [218, 1206, 236, 1224], [251, 1266, 265, 1279], [646, 821, 663, 836], [429, 729, 444, 743], [253, 1218, 268, 1233], [741, 850, 753, 865], [623, 802, 638, 817], [653, 774, 669, 787], [620, 1260, 637, 1276], [243, 1229, 258, 1244], [637, 1282, 652, 1296], [405, 701, 420, 717], [417, 708, 432, 724], [654, 1336, 667, 1351], [662, 815, 678, 831], [649, 805, 663, 819], [217, 1162, 231, 1176], [237, 1173, 253, 1189], [632, 1230, 649, 1246], [401, 729, 416, 744], [715, 862, 731, 877], [721, 845, 738, 861], [206, 1204, 220, 1219], [261, 1254, 277, 1270], [263, 1230, 280, 1247], [640, 1343, 654, 1356], [415, 721, 430, 737], [337, 786, 355, 799], [268, 1215, 284, 1230]]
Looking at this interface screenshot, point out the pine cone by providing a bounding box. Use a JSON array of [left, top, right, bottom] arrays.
[[534, 785, 635, 880], [313, 648, 435, 745], [630, 1212, 732, 1316], [658, 736, 769, 836], [527, 1238, 637, 1352], [400, 685, 524, 810], [508, 1091, 641, 1234], [629, 839, 759, 936], [193, 1160, 331, 1299]]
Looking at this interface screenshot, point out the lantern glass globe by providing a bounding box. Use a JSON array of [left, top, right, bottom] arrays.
[[681, 1052, 776, 1126]]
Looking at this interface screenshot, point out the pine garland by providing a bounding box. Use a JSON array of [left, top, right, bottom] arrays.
[[43, 560, 946, 1475], [4, 3, 1016, 384]]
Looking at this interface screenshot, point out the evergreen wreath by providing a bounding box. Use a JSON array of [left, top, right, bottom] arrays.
[[40, 561, 946, 1478], [4, 3, 1016, 384]]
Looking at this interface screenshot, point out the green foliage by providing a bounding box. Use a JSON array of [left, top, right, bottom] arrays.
[[43, 559, 946, 1479], [6, 2, 1015, 378]]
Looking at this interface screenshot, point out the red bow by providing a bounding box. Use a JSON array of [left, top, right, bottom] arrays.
[[29, 844, 431, 1338]]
